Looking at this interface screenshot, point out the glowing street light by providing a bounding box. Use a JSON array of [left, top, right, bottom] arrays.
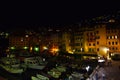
[[23, 46, 28, 49], [34, 47, 39, 52], [43, 46, 48, 50], [10, 47, 15, 50]]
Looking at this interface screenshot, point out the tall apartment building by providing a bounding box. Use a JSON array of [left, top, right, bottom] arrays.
[[74, 27, 85, 54], [106, 24, 120, 53], [62, 32, 73, 53], [94, 24, 107, 56], [84, 28, 96, 53], [73, 21, 120, 57]]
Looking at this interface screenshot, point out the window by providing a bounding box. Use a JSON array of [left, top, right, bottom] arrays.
[[75, 43, 80, 46], [81, 43, 83, 46], [112, 36, 114, 39], [96, 36, 100, 39], [108, 36, 110, 39], [89, 48, 92, 52], [110, 36, 112, 39], [97, 48, 99, 51], [78, 49, 80, 52], [97, 41, 99, 45], [112, 47, 114, 50], [109, 47, 111, 50], [115, 35, 118, 39], [116, 42, 118, 45], [106, 36, 108, 39], [89, 43, 91, 46], [109, 42, 111, 45], [112, 42, 114, 45], [93, 43, 95, 46], [96, 31, 99, 34]]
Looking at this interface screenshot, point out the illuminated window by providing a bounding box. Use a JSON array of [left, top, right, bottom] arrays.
[[112, 36, 114, 39], [109, 19, 115, 23], [108, 36, 110, 39], [115, 35, 117, 39], [21, 38, 23, 41], [25, 35, 29, 37]]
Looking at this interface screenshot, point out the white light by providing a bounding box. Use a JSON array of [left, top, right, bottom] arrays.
[[43, 58, 45, 61], [43, 46, 48, 50], [25, 35, 29, 37], [98, 59, 105, 62], [86, 66, 90, 72]]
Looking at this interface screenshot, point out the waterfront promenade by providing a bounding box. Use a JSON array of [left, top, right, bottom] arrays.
[[88, 60, 120, 80]]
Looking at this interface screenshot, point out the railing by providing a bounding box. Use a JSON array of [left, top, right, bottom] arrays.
[[86, 65, 99, 80]]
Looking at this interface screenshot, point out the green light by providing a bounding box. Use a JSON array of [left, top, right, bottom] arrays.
[[11, 47, 15, 50], [24, 47, 28, 49], [34, 47, 39, 51]]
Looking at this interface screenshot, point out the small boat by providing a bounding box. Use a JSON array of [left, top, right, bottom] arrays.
[[0, 57, 24, 74], [1, 65, 23, 74], [31, 76, 40, 80], [23, 57, 47, 70], [31, 74, 49, 80], [47, 68, 61, 78], [36, 74, 49, 80]]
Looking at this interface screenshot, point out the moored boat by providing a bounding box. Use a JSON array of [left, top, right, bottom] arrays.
[[23, 57, 47, 70], [0, 57, 24, 74]]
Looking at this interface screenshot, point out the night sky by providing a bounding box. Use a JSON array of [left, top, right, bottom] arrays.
[[0, 1, 120, 30]]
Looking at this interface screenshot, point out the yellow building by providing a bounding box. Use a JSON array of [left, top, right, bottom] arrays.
[[94, 24, 107, 56], [62, 32, 73, 53], [84, 29, 96, 53], [106, 25, 120, 54], [73, 22, 120, 58]]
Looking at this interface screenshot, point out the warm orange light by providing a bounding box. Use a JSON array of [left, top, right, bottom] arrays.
[[52, 48, 59, 52], [50, 48, 59, 55], [30, 47, 33, 52], [43, 46, 48, 50]]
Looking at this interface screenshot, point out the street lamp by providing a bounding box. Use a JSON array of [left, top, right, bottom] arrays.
[[103, 48, 109, 59]]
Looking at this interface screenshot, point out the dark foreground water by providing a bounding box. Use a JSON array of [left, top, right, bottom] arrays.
[[0, 67, 45, 80], [0, 67, 67, 80]]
